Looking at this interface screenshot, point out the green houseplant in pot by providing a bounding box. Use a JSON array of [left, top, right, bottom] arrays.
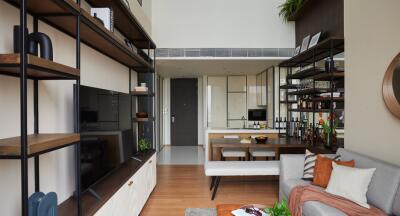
[[278, 0, 303, 22], [138, 138, 150, 152], [265, 199, 291, 216]]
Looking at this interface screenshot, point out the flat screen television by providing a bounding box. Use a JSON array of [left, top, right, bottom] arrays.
[[79, 85, 135, 192], [248, 109, 267, 121]]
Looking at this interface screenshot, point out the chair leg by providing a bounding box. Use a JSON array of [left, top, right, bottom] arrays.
[[210, 176, 216, 191], [211, 176, 221, 200]]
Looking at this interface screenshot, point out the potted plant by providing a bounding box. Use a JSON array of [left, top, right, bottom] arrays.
[[319, 113, 338, 147], [265, 199, 291, 216], [278, 0, 303, 22], [138, 138, 150, 152]]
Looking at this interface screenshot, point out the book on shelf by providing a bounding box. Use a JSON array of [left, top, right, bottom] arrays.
[[134, 86, 148, 92]]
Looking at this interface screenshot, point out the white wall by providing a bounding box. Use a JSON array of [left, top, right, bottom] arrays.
[[0, 1, 136, 215], [152, 0, 295, 48], [129, 0, 152, 36], [344, 0, 400, 165]]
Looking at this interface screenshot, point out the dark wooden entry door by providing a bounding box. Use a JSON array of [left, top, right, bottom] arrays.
[[171, 78, 198, 146]]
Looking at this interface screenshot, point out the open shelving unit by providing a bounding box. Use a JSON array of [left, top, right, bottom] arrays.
[[278, 37, 345, 150], [131, 73, 156, 152], [1, 0, 156, 215]]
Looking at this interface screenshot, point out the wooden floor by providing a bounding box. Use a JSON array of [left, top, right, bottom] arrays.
[[141, 165, 279, 216]]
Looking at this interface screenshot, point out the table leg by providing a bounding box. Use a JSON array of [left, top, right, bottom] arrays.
[[211, 176, 221, 200], [213, 147, 222, 161]]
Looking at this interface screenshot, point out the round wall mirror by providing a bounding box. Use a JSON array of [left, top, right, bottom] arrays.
[[383, 53, 400, 118]]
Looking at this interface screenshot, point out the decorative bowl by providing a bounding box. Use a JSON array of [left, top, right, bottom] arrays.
[[255, 136, 268, 144], [136, 112, 148, 118]]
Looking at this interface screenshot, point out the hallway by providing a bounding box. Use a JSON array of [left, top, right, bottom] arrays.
[[157, 146, 205, 165]]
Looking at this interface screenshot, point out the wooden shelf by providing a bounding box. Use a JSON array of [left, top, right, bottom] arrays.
[[4, 0, 155, 72], [313, 96, 344, 102], [0, 133, 80, 157], [85, 0, 156, 49], [0, 54, 80, 79], [59, 150, 156, 216], [44, 10, 153, 71], [289, 108, 344, 113], [287, 88, 329, 95], [279, 37, 344, 67], [287, 67, 324, 80], [280, 84, 299, 89], [313, 72, 344, 81], [5, 0, 79, 16], [133, 117, 155, 122], [131, 91, 155, 96]]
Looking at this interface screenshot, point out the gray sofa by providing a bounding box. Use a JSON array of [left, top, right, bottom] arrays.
[[279, 148, 400, 216]]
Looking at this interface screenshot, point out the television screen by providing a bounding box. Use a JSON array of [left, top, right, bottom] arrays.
[[248, 109, 267, 121], [79, 85, 135, 192]]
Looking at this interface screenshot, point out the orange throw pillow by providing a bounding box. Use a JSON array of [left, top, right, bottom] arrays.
[[313, 155, 355, 188]]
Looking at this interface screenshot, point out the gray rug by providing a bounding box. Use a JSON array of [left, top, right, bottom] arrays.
[[185, 208, 217, 216]]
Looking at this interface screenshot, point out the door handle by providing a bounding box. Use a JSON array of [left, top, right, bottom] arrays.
[[171, 115, 175, 123]]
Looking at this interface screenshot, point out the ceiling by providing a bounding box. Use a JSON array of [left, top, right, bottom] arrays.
[[156, 58, 286, 78]]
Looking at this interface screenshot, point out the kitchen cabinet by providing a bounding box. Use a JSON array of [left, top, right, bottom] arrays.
[[228, 76, 246, 92], [256, 71, 267, 106], [228, 93, 247, 120], [207, 76, 227, 128], [94, 154, 157, 216]]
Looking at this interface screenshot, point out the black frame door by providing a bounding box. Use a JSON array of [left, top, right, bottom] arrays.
[[171, 78, 198, 146]]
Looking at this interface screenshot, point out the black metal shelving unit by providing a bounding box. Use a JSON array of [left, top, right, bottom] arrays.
[[0, 0, 156, 215], [277, 37, 345, 149], [131, 56, 156, 151]]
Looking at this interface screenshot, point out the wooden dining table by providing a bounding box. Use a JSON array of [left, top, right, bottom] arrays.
[[210, 137, 307, 161]]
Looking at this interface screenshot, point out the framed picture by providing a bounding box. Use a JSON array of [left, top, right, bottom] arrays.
[[294, 46, 301, 56], [308, 32, 322, 48], [300, 35, 310, 53]]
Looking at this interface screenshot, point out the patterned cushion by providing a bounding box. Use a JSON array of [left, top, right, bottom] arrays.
[[302, 150, 340, 181]]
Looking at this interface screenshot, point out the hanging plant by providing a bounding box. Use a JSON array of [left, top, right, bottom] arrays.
[[278, 0, 303, 22]]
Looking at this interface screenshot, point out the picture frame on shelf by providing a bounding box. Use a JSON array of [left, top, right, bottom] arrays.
[[300, 35, 310, 53], [294, 46, 300, 56], [308, 32, 322, 48]]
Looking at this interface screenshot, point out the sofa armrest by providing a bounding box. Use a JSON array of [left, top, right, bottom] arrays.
[[280, 154, 305, 182]]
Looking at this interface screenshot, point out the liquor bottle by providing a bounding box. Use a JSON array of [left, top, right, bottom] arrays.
[[279, 117, 283, 129], [290, 117, 295, 137], [283, 117, 287, 129], [275, 117, 279, 129]]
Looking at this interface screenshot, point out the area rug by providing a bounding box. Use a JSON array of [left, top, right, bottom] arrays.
[[185, 208, 217, 216]]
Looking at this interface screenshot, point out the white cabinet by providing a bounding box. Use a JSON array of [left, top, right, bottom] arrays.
[[94, 154, 157, 216], [227, 93, 247, 120], [256, 71, 267, 106], [228, 76, 246, 92], [207, 76, 227, 128]]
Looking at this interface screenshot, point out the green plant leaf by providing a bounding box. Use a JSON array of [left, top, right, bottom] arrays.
[[278, 0, 303, 22]]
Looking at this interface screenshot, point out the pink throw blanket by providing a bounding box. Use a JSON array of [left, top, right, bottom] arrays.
[[288, 185, 387, 216]]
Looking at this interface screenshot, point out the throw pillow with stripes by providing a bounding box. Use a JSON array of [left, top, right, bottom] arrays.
[[302, 149, 340, 180]]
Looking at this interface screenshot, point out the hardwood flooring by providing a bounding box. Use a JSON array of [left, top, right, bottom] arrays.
[[141, 165, 279, 216]]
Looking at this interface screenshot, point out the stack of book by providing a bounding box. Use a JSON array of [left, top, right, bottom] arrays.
[[134, 86, 148, 92]]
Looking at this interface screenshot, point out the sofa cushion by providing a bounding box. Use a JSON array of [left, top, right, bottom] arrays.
[[282, 179, 311, 198], [337, 148, 400, 214], [303, 201, 346, 216]]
